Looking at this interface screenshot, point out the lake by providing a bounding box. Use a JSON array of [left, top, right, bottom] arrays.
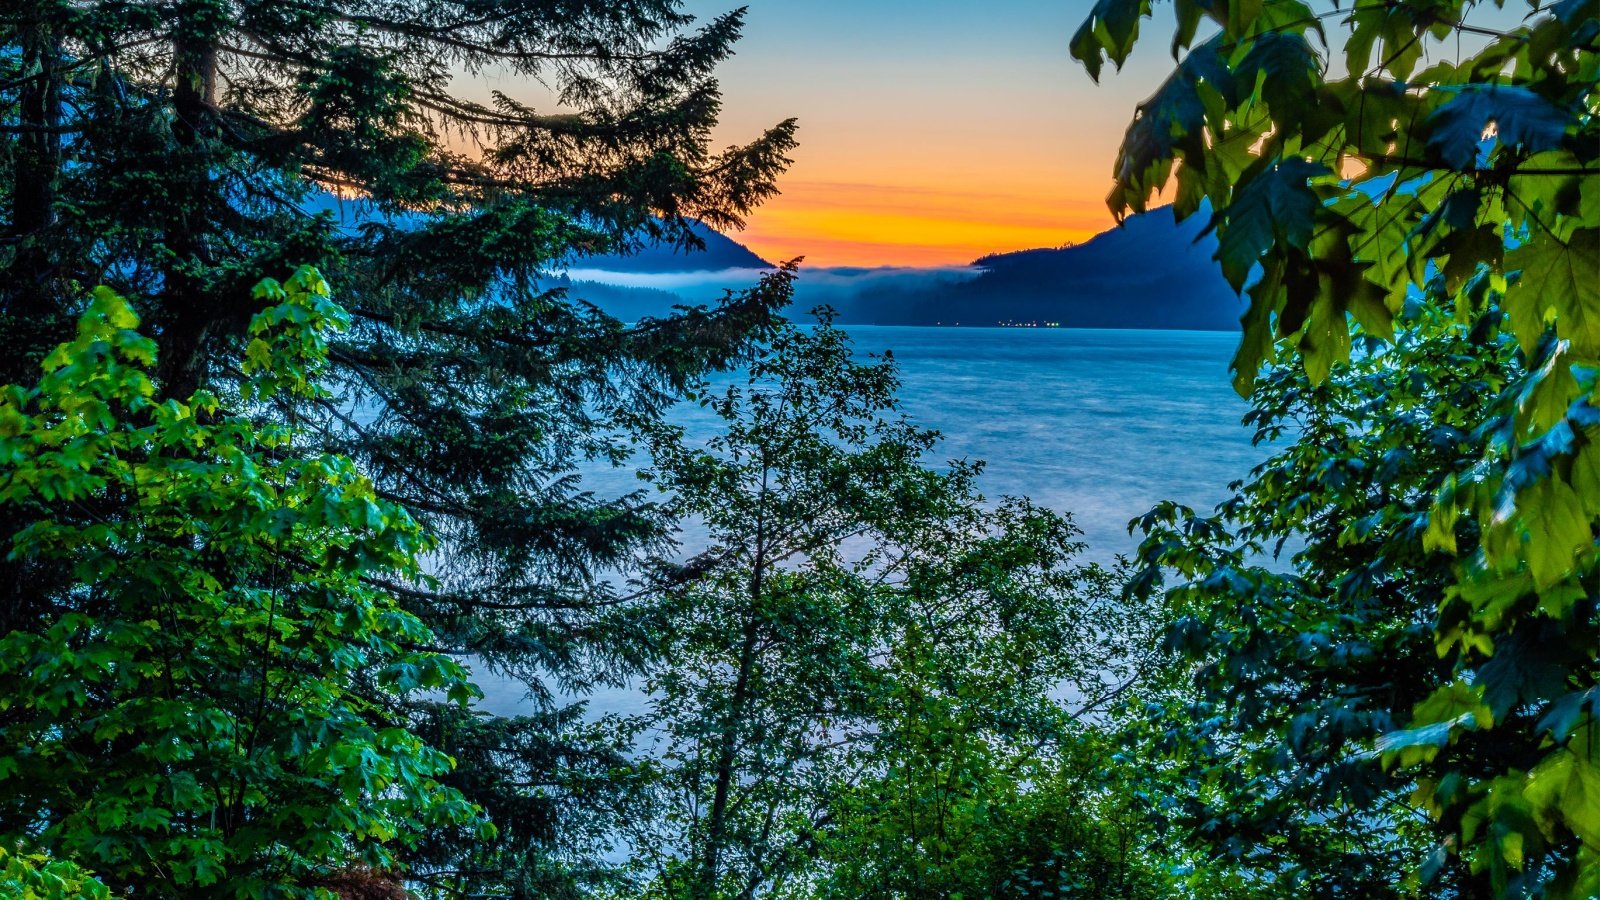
[[840, 325, 1261, 560], [475, 325, 1266, 716]]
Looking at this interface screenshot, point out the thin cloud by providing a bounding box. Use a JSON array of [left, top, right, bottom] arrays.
[[562, 264, 981, 310]]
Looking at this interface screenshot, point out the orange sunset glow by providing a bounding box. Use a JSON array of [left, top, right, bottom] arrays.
[[732, 180, 1117, 268], [685, 0, 1177, 269]]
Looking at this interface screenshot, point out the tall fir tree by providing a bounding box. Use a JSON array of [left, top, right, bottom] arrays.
[[2, 1, 796, 893]]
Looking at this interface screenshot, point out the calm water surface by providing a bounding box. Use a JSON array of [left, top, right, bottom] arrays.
[[843, 325, 1260, 560], [477, 326, 1265, 715]]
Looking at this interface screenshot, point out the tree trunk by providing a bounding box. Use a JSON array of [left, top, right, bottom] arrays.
[[700, 614, 760, 898], [699, 495, 770, 898], [4, 21, 66, 384], [158, 3, 222, 398], [1, 22, 69, 633]]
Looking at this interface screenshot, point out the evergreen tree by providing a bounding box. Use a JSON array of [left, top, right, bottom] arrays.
[[2, 1, 796, 892]]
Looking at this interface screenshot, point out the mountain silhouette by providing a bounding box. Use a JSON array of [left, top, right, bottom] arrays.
[[300, 193, 772, 274], [826, 204, 1241, 330], [579, 221, 773, 272], [304, 191, 1240, 331]]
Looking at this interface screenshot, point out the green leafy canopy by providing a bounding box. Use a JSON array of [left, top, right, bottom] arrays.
[[1076, 0, 1600, 894], [0, 269, 489, 896]]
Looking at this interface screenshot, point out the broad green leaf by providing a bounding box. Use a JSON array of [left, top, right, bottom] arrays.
[[1525, 737, 1600, 848], [1505, 229, 1600, 355], [1109, 38, 1235, 215], [1214, 158, 1329, 291], [1520, 476, 1589, 589], [1237, 32, 1320, 134], [1070, 0, 1153, 82], [1427, 85, 1574, 170], [1231, 260, 1281, 393]]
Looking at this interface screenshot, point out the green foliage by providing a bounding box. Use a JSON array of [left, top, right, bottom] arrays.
[[1212, 157, 1327, 293], [1073, 0, 1596, 389], [1, 846, 110, 900], [0, 269, 486, 897], [619, 317, 1158, 898], [817, 691, 1173, 899], [3, 1, 799, 886], [404, 703, 641, 899], [1427, 86, 1573, 171], [1126, 306, 1512, 896], [1078, 0, 1600, 893]]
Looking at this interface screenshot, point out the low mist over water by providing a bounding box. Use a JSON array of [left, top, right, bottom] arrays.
[[478, 325, 1264, 715]]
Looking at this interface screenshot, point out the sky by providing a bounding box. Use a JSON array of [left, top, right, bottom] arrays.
[[677, 0, 1181, 267]]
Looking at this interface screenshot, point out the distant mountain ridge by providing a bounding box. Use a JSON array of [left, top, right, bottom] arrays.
[[304, 190, 1242, 331], [579, 221, 773, 272], [827, 204, 1242, 330], [299, 193, 772, 274]]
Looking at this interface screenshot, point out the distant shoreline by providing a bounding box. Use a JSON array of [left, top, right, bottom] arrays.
[[828, 321, 1238, 333]]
